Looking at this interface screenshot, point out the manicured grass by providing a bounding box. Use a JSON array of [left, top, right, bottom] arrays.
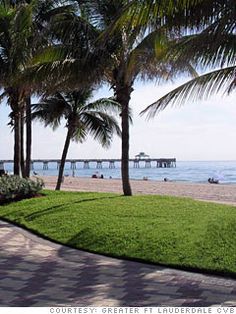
[[1, 190, 236, 276]]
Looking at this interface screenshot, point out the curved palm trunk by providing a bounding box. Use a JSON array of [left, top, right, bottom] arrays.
[[56, 128, 71, 190], [25, 96, 32, 178], [116, 85, 132, 196]]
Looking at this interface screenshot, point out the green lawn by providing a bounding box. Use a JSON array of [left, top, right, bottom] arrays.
[[1, 190, 236, 276]]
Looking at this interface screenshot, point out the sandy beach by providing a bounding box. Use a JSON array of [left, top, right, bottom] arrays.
[[39, 176, 236, 205]]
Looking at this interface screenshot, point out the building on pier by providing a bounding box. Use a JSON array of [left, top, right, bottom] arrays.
[[135, 152, 150, 159]]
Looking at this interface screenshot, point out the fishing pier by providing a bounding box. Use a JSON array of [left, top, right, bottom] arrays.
[[0, 158, 176, 170]]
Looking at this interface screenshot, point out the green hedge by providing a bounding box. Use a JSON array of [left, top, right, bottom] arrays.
[[0, 176, 44, 203]]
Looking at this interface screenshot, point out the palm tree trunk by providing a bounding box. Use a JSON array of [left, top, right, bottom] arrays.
[[20, 111, 25, 177], [25, 96, 32, 178], [56, 128, 71, 190], [116, 85, 132, 196], [8, 88, 22, 177], [13, 112, 22, 176]]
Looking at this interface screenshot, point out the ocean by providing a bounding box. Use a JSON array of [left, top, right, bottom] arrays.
[[3, 160, 236, 184]]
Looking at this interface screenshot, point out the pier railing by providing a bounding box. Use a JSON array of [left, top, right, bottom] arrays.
[[0, 158, 176, 170]]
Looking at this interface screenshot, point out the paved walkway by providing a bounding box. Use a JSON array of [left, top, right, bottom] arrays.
[[0, 220, 236, 307]]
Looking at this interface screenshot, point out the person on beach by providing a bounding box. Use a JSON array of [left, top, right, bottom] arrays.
[[92, 171, 103, 178], [208, 177, 219, 184]]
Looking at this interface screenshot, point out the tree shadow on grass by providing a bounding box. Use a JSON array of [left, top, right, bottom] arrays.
[[25, 195, 121, 222]]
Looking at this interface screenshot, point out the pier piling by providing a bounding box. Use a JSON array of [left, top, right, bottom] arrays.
[[43, 161, 48, 170]]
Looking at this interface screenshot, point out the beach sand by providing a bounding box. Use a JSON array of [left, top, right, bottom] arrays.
[[38, 176, 236, 205]]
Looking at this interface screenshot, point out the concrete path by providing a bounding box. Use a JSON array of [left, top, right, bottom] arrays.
[[0, 220, 236, 307]]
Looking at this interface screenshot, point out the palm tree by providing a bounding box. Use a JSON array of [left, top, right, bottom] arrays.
[[32, 89, 121, 190], [0, 2, 34, 176], [75, 1, 193, 195], [0, 0, 77, 177], [25, 0, 194, 195], [23, 0, 77, 177]]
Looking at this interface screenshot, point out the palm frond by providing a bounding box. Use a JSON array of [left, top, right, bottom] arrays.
[[81, 111, 120, 148], [83, 97, 121, 114], [72, 124, 87, 143], [50, 10, 98, 45], [10, 3, 34, 67], [0, 90, 8, 102], [78, 0, 125, 30], [141, 66, 236, 119], [31, 92, 70, 129], [126, 28, 169, 80], [166, 33, 236, 70], [115, 0, 230, 33], [126, 29, 198, 83], [23, 48, 106, 92], [31, 108, 62, 130]]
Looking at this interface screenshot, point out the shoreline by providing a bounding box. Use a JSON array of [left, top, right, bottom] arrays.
[[37, 175, 236, 205]]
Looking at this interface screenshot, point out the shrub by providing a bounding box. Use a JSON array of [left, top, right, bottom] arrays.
[[0, 175, 44, 203]]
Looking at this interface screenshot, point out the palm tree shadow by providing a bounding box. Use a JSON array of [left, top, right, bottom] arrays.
[[25, 195, 120, 222], [0, 244, 159, 306], [0, 227, 226, 306], [57, 231, 163, 306], [56, 232, 218, 306]]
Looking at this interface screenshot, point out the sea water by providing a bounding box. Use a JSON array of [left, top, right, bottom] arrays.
[[3, 160, 236, 184]]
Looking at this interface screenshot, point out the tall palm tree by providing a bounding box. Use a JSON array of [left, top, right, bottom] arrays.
[[0, 0, 77, 177], [87, 0, 199, 195], [75, 1, 193, 195], [23, 0, 77, 177], [25, 0, 194, 195], [32, 89, 121, 190], [0, 2, 34, 176]]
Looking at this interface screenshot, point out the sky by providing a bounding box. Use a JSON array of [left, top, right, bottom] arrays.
[[0, 76, 235, 161]]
